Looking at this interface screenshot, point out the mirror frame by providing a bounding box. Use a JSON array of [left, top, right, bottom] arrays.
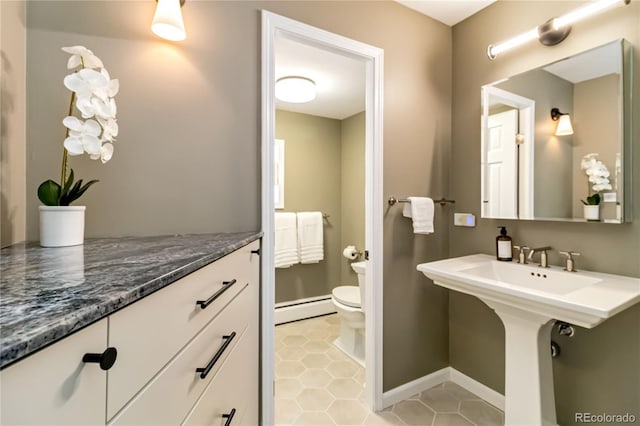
[[480, 39, 633, 223]]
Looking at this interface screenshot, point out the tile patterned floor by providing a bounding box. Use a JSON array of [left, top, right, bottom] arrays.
[[275, 315, 504, 426]]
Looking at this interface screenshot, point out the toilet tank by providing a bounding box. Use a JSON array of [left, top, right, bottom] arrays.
[[350, 261, 367, 311]]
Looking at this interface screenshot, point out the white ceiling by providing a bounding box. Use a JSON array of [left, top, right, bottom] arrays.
[[395, 0, 496, 26], [275, 35, 365, 120], [543, 41, 622, 84], [274, 2, 495, 120]]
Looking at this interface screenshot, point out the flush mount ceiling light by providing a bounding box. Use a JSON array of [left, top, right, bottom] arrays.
[[487, 0, 630, 60], [275, 77, 316, 103], [152, 0, 186, 41], [551, 108, 574, 136]]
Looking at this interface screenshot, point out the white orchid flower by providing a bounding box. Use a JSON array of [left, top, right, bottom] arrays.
[[76, 95, 117, 120], [581, 153, 612, 193], [62, 116, 102, 156], [64, 68, 109, 98], [75, 95, 95, 119], [62, 46, 104, 70], [100, 68, 120, 97], [89, 142, 114, 164], [98, 117, 119, 142]]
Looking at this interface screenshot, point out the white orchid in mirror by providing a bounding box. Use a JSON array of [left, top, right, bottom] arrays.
[[37, 46, 120, 206], [580, 153, 612, 206]]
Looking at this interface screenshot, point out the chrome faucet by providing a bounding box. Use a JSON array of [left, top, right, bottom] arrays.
[[528, 246, 552, 268], [513, 245, 530, 264]]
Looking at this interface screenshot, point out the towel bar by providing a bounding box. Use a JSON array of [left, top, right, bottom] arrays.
[[388, 196, 455, 206]]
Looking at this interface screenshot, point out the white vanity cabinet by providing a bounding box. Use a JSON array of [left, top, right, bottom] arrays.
[[107, 239, 260, 425], [0, 239, 260, 426], [0, 319, 109, 425]]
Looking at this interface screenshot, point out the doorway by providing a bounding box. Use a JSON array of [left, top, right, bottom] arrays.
[[261, 11, 384, 425]]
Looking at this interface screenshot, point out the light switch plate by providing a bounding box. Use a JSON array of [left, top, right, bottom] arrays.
[[454, 213, 476, 227]]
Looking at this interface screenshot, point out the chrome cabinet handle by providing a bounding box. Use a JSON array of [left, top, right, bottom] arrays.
[[82, 347, 117, 371], [195, 332, 236, 379], [222, 408, 236, 426], [196, 279, 237, 309]]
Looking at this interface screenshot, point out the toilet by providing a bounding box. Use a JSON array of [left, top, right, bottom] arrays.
[[331, 261, 366, 365]]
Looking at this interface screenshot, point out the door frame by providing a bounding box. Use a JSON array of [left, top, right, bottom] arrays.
[[261, 10, 384, 425]]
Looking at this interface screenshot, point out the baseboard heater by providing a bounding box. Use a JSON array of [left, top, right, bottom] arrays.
[[274, 295, 337, 325]]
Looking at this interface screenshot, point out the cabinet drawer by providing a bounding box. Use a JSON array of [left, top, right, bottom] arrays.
[[181, 323, 258, 426], [0, 319, 108, 425], [109, 282, 253, 425], [107, 240, 259, 418]]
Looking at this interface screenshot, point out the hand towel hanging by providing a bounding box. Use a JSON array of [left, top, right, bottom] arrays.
[[297, 211, 324, 263], [403, 197, 435, 234], [274, 212, 299, 268]]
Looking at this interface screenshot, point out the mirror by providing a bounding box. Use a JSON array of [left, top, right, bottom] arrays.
[[481, 39, 633, 223]]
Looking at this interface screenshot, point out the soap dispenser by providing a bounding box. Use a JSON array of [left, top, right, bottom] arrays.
[[496, 226, 513, 261]]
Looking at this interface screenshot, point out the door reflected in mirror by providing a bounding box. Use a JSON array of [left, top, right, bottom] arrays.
[[481, 39, 632, 223]]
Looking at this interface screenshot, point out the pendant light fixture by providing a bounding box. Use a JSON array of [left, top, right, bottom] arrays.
[[152, 0, 187, 42]]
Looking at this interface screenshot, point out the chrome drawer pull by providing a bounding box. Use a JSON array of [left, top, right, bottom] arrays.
[[195, 331, 236, 379], [222, 408, 236, 426], [196, 279, 237, 309]]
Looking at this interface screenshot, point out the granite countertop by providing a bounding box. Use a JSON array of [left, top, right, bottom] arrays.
[[0, 232, 261, 369]]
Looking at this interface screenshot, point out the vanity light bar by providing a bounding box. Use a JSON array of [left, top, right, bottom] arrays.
[[487, 27, 539, 60], [553, 0, 629, 30], [487, 0, 630, 60]]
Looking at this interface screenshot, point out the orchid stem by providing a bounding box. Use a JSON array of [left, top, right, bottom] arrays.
[[60, 91, 76, 186]]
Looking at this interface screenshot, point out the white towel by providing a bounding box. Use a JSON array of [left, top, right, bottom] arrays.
[[403, 197, 434, 234], [274, 212, 299, 268], [297, 212, 324, 263]]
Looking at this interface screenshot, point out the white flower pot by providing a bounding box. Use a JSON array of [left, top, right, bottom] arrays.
[[39, 206, 86, 247], [583, 205, 600, 221]]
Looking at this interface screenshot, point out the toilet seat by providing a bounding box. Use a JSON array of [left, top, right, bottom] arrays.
[[332, 286, 361, 308]]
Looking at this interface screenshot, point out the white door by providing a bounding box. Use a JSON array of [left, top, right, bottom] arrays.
[[484, 109, 518, 218]]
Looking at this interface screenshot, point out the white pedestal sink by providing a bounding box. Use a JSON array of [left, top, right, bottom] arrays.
[[417, 255, 640, 426]]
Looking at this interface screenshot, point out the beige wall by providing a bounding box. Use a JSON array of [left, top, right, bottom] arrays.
[[22, 0, 452, 393], [274, 110, 343, 303], [340, 111, 365, 284], [572, 74, 621, 219], [451, 2, 640, 424], [274, 110, 365, 303], [0, 1, 27, 247]]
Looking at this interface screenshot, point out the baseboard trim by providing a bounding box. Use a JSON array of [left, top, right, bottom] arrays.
[[381, 367, 505, 411], [381, 367, 450, 408], [274, 295, 336, 325], [448, 367, 505, 411]]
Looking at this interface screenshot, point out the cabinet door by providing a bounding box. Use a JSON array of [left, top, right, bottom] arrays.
[[0, 319, 108, 425]]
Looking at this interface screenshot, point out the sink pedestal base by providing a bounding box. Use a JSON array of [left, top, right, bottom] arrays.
[[484, 300, 558, 426]]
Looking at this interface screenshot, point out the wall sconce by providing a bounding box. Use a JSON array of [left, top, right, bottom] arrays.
[[487, 0, 630, 60], [152, 0, 186, 41], [551, 108, 574, 136], [275, 77, 316, 103]]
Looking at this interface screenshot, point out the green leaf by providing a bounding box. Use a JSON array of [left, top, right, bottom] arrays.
[[67, 179, 99, 204], [586, 193, 601, 205], [61, 168, 75, 199], [59, 179, 82, 206], [37, 180, 61, 206]]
